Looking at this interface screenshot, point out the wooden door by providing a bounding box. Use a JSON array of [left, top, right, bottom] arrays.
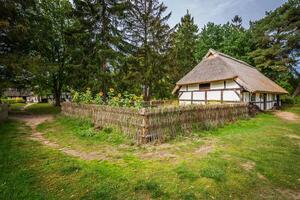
[[263, 94, 267, 110]]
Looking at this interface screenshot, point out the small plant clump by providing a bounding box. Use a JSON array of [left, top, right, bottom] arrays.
[[1, 97, 25, 104], [70, 88, 143, 108]]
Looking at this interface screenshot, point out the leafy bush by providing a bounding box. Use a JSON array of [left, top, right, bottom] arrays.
[[71, 90, 81, 104], [281, 95, 296, 105], [94, 92, 104, 104], [70, 88, 143, 108], [1, 98, 25, 104]]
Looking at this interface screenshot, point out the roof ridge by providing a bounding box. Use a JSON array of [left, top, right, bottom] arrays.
[[208, 49, 254, 69]]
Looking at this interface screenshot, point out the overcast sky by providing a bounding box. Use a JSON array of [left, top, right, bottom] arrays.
[[162, 0, 288, 29]]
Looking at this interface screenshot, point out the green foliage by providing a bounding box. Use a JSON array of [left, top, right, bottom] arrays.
[[81, 88, 93, 104], [70, 90, 81, 104], [70, 88, 143, 108], [24, 103, 61, 115], [195, 20, 255, 63], [1, 97, 25, 104], [1, 0, 298, 105], [94, 93, 104, 105], [281, 95, 300, 105], [249, 0, 300, 92], [169, 10, 199, 86], [124, 0, 173, 100]]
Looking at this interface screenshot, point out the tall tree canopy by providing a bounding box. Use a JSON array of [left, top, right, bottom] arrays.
[[195, 17, 254, 63], [168, 10, 199, 86], [72, 0, 129, 94], [124, 0, 173, 100], [249, 0, 300, 92], [28, 0, 76, 106], [0, 0, 35, 95], [1, 0, 299, 103]]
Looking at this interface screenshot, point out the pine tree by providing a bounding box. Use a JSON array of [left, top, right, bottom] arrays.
[[124, 0, 173, 100], [249, 0, 300, 92], [195, 19, 254, 64], [231, 15, 242, 29], [168, 10, 199, 85], [72, 0, 129, 94]]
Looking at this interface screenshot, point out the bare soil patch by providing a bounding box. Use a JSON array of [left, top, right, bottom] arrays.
[[240, 161, 256, 171], [10, 114, 111, 161], [276, 188, 300, 200], [195, 144, 214, 155], [274, 111, 300, 122]]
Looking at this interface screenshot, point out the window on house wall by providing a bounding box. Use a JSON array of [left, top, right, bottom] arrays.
[[199, 83, 210, 90], [251, 93, 256, 102]]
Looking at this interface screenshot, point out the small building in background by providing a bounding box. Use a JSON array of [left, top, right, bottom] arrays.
[[172, 49, 288, 110], [3, 88, 40, 103]]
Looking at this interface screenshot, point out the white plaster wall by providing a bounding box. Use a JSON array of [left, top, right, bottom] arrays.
[[211, 81, 224, 89], [225, 80, 239, 88], [179, 92, 191, 100], [207, 91, 221, 100], [223, 91, 240, 101], [193, 91, 205, 100]]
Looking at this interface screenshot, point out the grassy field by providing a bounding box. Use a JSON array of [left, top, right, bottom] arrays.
[[1, 104, 300, 199], [25, 103, 61, 115], [9, 103, 61, 115], [9, 103, 26, 111]]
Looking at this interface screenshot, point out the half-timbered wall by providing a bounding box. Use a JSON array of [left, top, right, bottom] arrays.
[[178, 80, 280, 110], [179, 79, 241, 106], [247, 93, 278, 110]]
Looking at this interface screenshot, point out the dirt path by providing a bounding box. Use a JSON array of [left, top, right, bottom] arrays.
[[274, 111, 300, 122], [10, 114, 108, 161]]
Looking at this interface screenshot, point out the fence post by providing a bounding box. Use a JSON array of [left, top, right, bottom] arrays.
[[139, 108, 149, 144]]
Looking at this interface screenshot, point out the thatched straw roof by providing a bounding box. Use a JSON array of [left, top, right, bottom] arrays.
[[173, 49, 288, 94], [3, 88, 32, 97]]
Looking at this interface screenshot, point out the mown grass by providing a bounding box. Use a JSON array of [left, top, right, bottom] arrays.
[[9, 103, 26, 111], [37, 116, 133, 153], [1, 105, 300, 199], [25, 103, 61, 115]]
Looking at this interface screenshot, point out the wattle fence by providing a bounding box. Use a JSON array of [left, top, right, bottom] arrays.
[[62, 102, 249, 144], [0, 104, 8, 122]]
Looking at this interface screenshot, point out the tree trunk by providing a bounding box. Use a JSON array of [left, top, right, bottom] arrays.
[[143, 85, 150, 101], [52, 76, 62, 107], [293, 83, 300, 97], [54, 89, 61, 107]]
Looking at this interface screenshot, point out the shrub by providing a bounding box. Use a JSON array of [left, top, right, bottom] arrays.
[[94, 92, 104, 104], [81, 88, 93, 104], [70, 90, 81, 104], [70, 88, 144, 108], [1, 98, 25, 104], [281, 96, 295, 105]]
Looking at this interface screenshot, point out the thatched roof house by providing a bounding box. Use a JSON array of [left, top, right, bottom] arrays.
[[173, 49, 288, 110]]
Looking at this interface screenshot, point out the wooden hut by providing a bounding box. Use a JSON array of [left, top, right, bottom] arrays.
[[172, 49, 288, 110]]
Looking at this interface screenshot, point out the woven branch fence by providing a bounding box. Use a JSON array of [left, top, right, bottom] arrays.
[[62, 103, 249, 144], [0, 104, 8, 122]]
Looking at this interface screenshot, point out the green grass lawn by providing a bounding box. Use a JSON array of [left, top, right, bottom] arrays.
[[1, 105, 300, 199], [9, 103, 26, 111], [24, 103, 61, 115]]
